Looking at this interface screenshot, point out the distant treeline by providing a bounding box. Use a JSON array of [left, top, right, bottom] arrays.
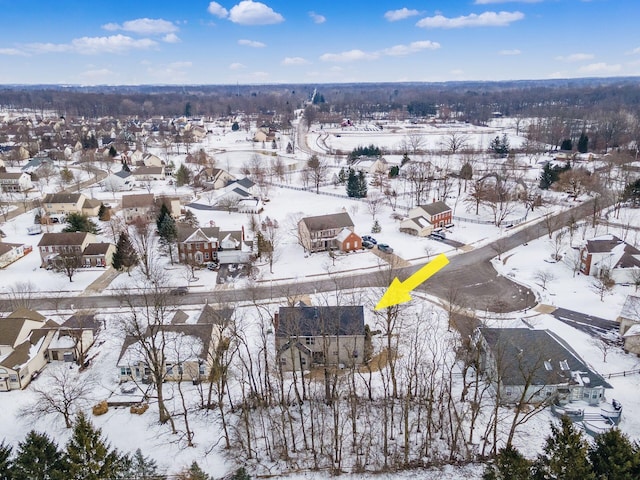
[[1, 77, 640, 123]]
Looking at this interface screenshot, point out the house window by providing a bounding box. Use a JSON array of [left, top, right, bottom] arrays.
[[9, 374, 18, 383], [300, 358, 307, 365], [177, 364, 183, 375], [305, 337, 315, 346], [204, 252, 210, 260], [345, 242, 350, 250], [505, 388, 513, 396], [279, 357, 287, 365], [120, 367, 132, 376], [332, 350, 338, 356], [353, 350, 359, 358], [199, 363, 206, 375], [166, 364, 173, 375]]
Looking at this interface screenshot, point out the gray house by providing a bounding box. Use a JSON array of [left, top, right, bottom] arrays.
[[477, 328, 611, 406], [275, 305, 368, 371]]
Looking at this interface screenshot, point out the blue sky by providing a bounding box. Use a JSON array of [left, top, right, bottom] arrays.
[[0, 0, 637, 85]]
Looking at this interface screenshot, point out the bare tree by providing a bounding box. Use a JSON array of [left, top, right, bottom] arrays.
[[365, 192, 385, 221], [441, 131, 469, 154], [534, 269, 556, 291], [590, 267, 615, 301], [405, 160, 433, 207], [21, 364, 96, 428], [401, 131, 426, 156], [6, 281, 38, 310], [129, 216, 158, 280], [306, 155, 328, 194]]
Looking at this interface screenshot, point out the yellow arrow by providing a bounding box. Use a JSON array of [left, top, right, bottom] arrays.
[[375, 253, 449, 310]]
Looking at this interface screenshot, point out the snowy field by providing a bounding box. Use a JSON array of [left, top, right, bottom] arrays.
[[1, 116, 640, 478]]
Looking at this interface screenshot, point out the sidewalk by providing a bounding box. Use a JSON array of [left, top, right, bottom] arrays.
[[80, 267, 122, 296]]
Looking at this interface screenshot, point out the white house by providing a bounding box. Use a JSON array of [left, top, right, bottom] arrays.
[[0, 172, 32, 192]]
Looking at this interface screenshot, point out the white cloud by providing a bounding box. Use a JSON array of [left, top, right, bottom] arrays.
[[208, 2, 229, 18], [0, 48, 27, 56], [102, 18, 178, 35], [380, 40, 441, 56], [384, 8, 420, 22], [416, 11, 524, 28], [168, 61, 192, 69], [229, 1, 284, 25], [321, 40, 440, 62], [238, 39, 266, 48], [499, 49, 521, 55], [320, 49, 378, 62], [578, 62, 622, 74], [281, 56, 310, 66], [229, 62, 246, 70], [555, 53, 594, 62], [309, 12, 326, 24], [26, 35, 157, 55], [475, 0, 542, 4], [163, 33, 181, 43]]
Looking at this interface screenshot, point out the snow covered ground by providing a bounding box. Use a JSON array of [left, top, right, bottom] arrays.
[[1, 117, 639, 478]]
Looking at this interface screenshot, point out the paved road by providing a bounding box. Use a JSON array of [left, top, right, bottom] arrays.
[[550, 307, 619, 336]]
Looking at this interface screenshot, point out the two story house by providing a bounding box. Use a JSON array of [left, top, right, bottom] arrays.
[[0, 172, 32, 192], [42, 192, 101, 217], [298, 212, 361, 253], [37, 232, 115, 268], [177, 225, 250, 265], [0, 308, 56, 391], [121, 193, 157, 224], [275, 305, 368, 371], [400, 201, 453, 237], [579, 235, 640, 284]]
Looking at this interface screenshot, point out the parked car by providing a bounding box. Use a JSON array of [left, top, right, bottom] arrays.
[[362, 235, 377, 244], [206, 262, 219, 271], [362, 240, 375, 249], [170, 286, 188, 296], [430, 231, 446, 240], [377, 243, 393, 254]]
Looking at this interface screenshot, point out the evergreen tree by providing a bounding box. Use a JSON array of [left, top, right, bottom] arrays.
[[490, 134, 510, 156], [108, 145, 117, 158], [622, 178, 640, 206], [231, 122, 239, 131], [371, 219, 381, 233], [185, 102, 192, 117], [483, 445, 531, 480], [389, 165, 399, 178], [357, 170, 368, 198], [176, 461, 210, 480], [157, 206, 178, 264], [112, 231, 139, 275], [12, 430, 66, 480], [578, 132, 589, 153], [346, 168, 359, 197], [181, 209, 199, 228], [589, 428, 640, 480], [175, 164, 192, 187], [65, 412, 126, 480], [560, 138, 573, 151], [125, 448, 166, 480], [532, 416, 594, 480], [0, 440, 13, 480], [63, 212, 99, 234], [231, 467, 251, 480]]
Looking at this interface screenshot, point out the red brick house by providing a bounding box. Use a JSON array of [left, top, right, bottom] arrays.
[[400, 201, 452, 237]]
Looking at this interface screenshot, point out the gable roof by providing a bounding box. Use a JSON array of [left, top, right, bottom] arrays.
[[417, 201, 451, 216], [619, 295, 640, 322], [197, 305, 234, 326], [43, 193, 84, 204], [585, 235, 640, 269], [61, 313, 101, 331], [301, 212, 354, 232], [38, 232, 91, 247], [479, 327, 611, 389], [7, 308, 46, 322], [121, 193, 155, 209], [83, 242, 113, 255], [276, 306, 365, 338]]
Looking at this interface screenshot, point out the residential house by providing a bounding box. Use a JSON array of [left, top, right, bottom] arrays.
[[100, 169, 133, 192], [121, 193, 156, 224], [177, 225, 250, 265], [132, 165, 165, 182], [42, 192, 101, 217], [0, 242, 27, 268], [196, 167, 236, 190], [155, 195, 182, 218], [47, 313, 101, 364], [400, 201, 453, 237], [579, 235, 640, 284], [274, 305, 367, 371], [298, 212, 361, 253], [116, 308, 228, 383], [477, 327, 611, 406], [37, 232, 114, 268], [0, 308, 56, 391], [618, 295, 640, 355], [0, 172, 33, 192]]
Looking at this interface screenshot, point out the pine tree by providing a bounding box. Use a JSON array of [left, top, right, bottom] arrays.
[[175, 164, 192, 187], [0, 440, 13, 480], [108, 145, 117, 158], [578, 132, 589, 153], [231, 467, 251, 480], [157, 208, 178, 264], [112, 231, 139, 275], [346, 168, 359, 197], [65, 412, 126, 480], [63, 212, 99, 234], [589, 428, 640, 479], [532, 416, 595, 480], [126, 448, 166, 479], [12, 430, 66, 480], [483, 445, 531, 480], [182, 209, 199, 227], [560, 138, 573, 151], [357, 170, 368, 198], [176, 461, 210, 480]]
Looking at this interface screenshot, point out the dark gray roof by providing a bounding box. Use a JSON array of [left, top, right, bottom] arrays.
[[114, 169, 132, 179], [235, 177, 255, 189], [301, 212, 354, 232], [479, 328, 611, 389], [276, 306, 365, 337], [62, 314, 101, 332], [418, 201, 451, 216], [43, 193, 83, 204], [197, 305, 234, 326]]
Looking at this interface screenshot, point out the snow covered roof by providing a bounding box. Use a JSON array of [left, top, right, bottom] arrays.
[[619, 295, 640, 322]]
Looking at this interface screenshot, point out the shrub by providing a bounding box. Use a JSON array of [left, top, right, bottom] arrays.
[[92, 400, 108, 416], [130, 403, 149, 415]]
